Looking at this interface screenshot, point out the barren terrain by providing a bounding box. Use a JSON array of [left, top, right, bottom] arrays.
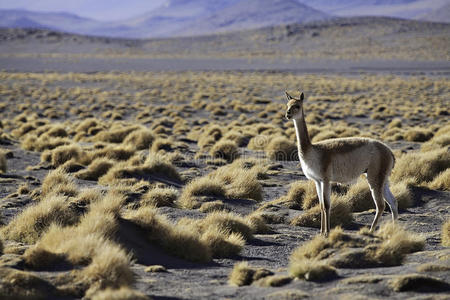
[[0, 20, 449, 300]]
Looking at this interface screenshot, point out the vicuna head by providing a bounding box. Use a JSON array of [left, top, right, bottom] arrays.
[[285, 91, 304, 120]]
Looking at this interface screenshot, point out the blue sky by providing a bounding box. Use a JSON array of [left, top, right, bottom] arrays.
[[0, 0, 166, 20]]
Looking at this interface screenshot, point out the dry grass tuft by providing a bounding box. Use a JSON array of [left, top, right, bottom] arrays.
[[404, 128, 433, 142], [198, 211, 254, 240], [210, 140, 240, 163], [41, 168, 78, 197], [253, 275, 292, 287], [100, 154, 181, 185], [228, 261, 273, 286], [264, 136, 297, 161], [124, 207, 211, 262], [122, 128, 154, 150], [0, 194, 79, 244], [442, 219, 450, 247], [0, 267, 57, 299], [200, 228, 245, 258], [389, 273, 450, 292], [48, 144, 88, 167], [391, 148, 450, 186], [289, 258, 338, 282], [75, 158, 115, 181], [210, 164, 263, 202], [178, 176, 225, 209], [145, 265, 167, 273], [91, 287, 150, 300], [141, 187, 178, 208], [428, 168, 450, 191], [199, 200, 226, 213], [416, 263, 450, 273], [291, 198, 353, 228], [91, 145, 135, 161]]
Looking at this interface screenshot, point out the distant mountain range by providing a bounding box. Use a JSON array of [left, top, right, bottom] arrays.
[[0, 0, 448, 38]]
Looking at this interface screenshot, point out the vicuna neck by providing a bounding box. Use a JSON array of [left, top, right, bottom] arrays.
[[293, 108, 311, 156]]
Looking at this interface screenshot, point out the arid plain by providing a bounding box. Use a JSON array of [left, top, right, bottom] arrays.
[[0, 18, 449, 300]]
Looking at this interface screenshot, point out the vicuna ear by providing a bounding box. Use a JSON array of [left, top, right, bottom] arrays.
[[299, 92, 304, 101], [285, 91, 293, 100]]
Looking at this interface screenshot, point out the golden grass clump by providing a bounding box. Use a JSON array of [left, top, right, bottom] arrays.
[[99, 154, 181, 185], [428, 168, 450, 191], [141, 187, 178, 208], [93, 125, 140, 143], [442, 219, 450, 247], [178, 176, 226, 209], [41, 168, 78, 197], [75, 158, 115, 181], [228, 261, 273, 286], [372, 223, 425, 266], [290, 198, 353, 229], [391, 148, 450, 186], [289, 258, 338, 282], [21, 134, 71, 152], [124, 207, 211, 262], [200, 228, 245, 258], [289, 224, 424, 276], [253, 275, 292, 287], [421, 134, 450, 152], [122, 128, 154, 150], [209, 140, 240, 163], [199, 200, 226, 213], [0, 267, 57, 300], [48, 144, 89, 167], [91, 145, 135, 161], [389, 274, 450, 292], [197, 211, 254, 240], [404, 127, 433, 142], [0, 194, 79, 244], [340, 178, 413, 212], [91, 287, 150, 300], [210, 164, 263, 202], [0, 150, 6, 173], [264, 136, 297, 161]]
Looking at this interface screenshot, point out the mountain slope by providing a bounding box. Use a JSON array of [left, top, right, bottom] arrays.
[[299, 0, 449, 22], [177, 0, 328, 36], [0, 9, 101, 34]]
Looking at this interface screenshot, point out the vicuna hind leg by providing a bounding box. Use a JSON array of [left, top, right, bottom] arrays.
[[383, 181, 398, 222], [368, 184, 385, 232]]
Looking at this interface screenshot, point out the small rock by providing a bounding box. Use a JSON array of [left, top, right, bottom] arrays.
[[145, 265, 167, 273]]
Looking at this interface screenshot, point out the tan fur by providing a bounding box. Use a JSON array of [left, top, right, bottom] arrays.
[[285, 92, 398, 236]]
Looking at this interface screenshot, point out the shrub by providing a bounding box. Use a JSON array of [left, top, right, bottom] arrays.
[[198, 211, 254, 240], [124, 207, 211, 263], [404, 128, 433, 142], [49, 144, 88, 167], [200, 228, 245, 258], [141, 187, 178, 208], [389, 274, 450, 292], [178, 177, 226, 209], [75, 158, 115, 181], [391, 148, 450, 185], [41, 168, 78, 197], [428, 169, 450, 191], [0, 267, 57, 300], [265, 136, 297, 161], [1, 194, 79, 244], [291, 198, 353, 229], [289, 259, 338, 282], [210, 140, 240, 163], [228, 261, 273, 286], [122, 128, 154, 150]]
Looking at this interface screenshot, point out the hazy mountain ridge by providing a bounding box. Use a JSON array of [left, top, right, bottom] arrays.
[[0, 0, 448, 39]]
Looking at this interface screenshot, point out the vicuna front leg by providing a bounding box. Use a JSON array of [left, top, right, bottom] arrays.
[[314, 180, 331, 236]]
